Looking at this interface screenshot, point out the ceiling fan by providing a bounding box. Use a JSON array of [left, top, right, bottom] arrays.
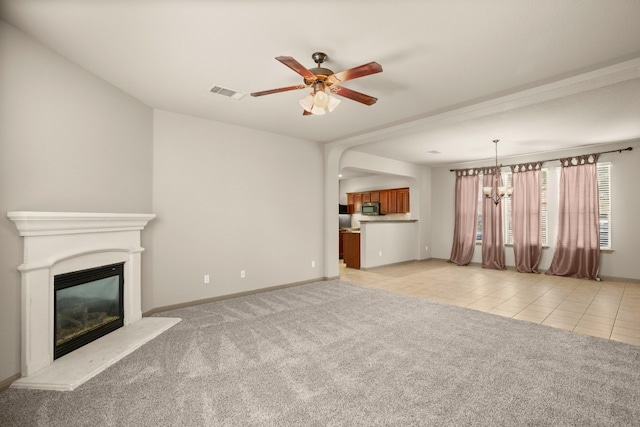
[[250, 52, 383, 115]]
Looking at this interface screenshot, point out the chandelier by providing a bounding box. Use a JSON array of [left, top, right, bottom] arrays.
[[483, 139, 513, 205]]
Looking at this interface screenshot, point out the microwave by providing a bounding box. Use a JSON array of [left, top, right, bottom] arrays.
[[361, 202, 380, 216]]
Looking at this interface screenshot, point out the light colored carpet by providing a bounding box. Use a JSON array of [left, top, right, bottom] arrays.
[[1, 280, 639, 426]]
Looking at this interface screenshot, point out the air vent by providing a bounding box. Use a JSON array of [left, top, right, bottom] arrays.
[[209, 85, 246, 100], [427, 150, 442, 154]]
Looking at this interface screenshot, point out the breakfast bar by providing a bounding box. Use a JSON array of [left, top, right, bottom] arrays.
[[349, 219, 419, 270]]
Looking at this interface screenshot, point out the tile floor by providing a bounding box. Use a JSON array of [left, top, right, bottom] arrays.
[[339, 259, 640, 346]]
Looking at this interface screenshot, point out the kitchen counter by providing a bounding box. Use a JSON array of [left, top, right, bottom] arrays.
[[358, 219, 417, 223], [359, 220, 419, 269], [339, 227, 361, 232]]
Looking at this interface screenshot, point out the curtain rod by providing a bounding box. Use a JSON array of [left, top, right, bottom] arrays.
[[449, 146, 633, 172]]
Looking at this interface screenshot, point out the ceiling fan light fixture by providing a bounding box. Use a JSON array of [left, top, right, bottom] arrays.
[[299, 93, 314, 112], [253, 52, 381, 115], [327, 95, 341, 112], [311, 105, 326, 115], [313, 90, 330, 108], [299, 89, 339, 115]]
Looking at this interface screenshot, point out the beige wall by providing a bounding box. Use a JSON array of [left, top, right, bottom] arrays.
[[149, 110, 324, 310], [0, 21, 153, 381]]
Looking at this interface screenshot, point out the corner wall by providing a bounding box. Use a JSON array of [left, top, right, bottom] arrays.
[[0, 21, 153, 382]]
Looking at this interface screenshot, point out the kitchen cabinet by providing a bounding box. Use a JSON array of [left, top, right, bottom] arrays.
[[346, 187, 410, 215], [387, 190, 397, 214], [339, 231, 345, 259], [379, 190, 389, 213], [342, 232, 361, 269], [354, 193, 363, 213], [397, 188, 410, 213]]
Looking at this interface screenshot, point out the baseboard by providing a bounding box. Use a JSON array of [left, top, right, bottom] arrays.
[[0, 372, 21, 392], [143, 277, 327, 317], [360, 259, 419, 271], [600, 275, 640, 284]]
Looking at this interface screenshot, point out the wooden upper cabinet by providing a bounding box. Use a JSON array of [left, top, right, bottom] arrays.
[[354, 193, 363, 213], [396, 188, 410, 213], [387, 190, 397, 214], [346, 193, 355, 214], [346, 187, 409, 215], [378, 190, 389, 214]]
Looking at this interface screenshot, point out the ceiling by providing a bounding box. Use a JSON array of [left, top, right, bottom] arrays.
[[2, 0, 640, 167]]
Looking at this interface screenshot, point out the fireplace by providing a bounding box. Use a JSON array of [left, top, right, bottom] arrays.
[[7, 211, 181, 390], [54, 263, 125, 359]]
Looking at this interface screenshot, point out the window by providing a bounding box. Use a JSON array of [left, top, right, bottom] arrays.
[[597, 163, 611, 250], [476, 177, 483, 242], [555, 162, 611, 250], [504, 171, 513, 244], [541, 169, 548, 247], [477, 169, 548, 246], [503, 169, 548, 246], [475, 162, 610, 250]]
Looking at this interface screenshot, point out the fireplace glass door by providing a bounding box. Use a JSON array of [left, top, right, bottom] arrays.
[[54, 263, 125, 359]]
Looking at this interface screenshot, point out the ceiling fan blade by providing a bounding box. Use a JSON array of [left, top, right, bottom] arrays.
[[250, 84, 307, 97], [333, 86, 378, 106], [328, 62, 383, 85], [302, 109, 312, 116], [276, 56, 317, 80]]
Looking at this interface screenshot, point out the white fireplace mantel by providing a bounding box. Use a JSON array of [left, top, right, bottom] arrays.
[[9, 210, 156, 236], [7, 211, 180, 390]]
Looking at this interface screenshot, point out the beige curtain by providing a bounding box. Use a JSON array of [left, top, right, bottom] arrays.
[[511, 163, 542, 273], [449, 170, 479, 266], [481, 168, 505, 270], [546, 155, 600, 280]]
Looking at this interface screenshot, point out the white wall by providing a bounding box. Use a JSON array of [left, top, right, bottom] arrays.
[[0, 21, 153, 382], [360, 222, 419, 268], [149, 110, 324, 309], [431, 140, 640, 280]]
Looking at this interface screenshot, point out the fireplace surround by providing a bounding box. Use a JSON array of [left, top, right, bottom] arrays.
[[7, 211, 180, 390]]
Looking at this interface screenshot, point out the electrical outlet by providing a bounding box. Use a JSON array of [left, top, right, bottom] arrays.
[[379, 250, 383, 256], [311, 260, 315, 268], [204, 274, 210, 284], [240, 270, 245, 278]]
